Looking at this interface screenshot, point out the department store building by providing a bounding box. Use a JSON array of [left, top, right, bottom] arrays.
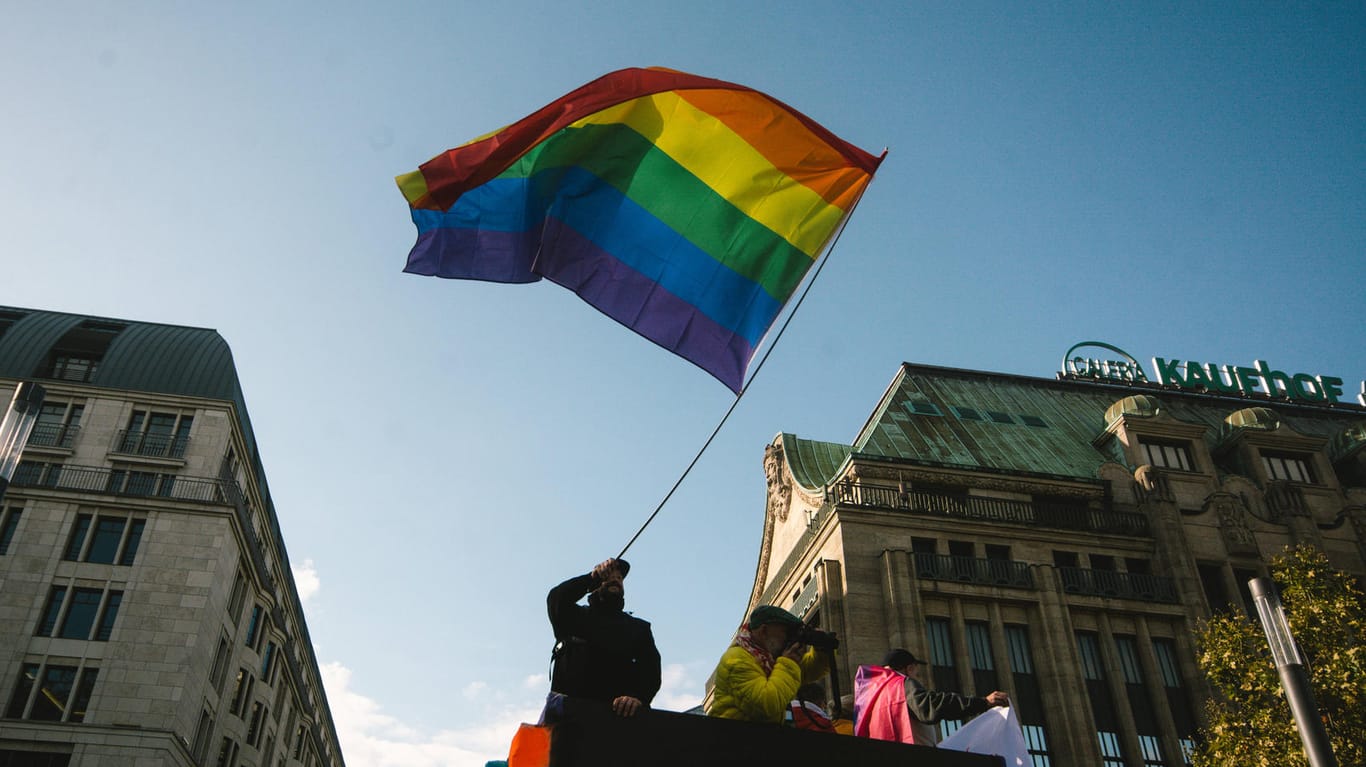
[[743, 345, 1365, 766], [0, 307, 344, 767]]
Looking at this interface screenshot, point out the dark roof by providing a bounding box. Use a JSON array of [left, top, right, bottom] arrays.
[[783, 362, 1366, 484], [0, 305, 241, 401]]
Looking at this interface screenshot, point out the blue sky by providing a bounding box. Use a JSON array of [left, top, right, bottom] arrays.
[[3, 3, 1363, 765]]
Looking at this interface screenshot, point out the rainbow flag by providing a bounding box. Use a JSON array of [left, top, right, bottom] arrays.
[[398, 67, 883, 392]]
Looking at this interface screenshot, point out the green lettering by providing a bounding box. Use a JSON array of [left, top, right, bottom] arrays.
[[1153, 357, 1184, 386], [1290, 373, 1323, 401], [1185, 362, 1212, 388], [1205, 363, 1239, 392], [1255, 360, 1292, 398], [1319, 376, 1344, 403], [1235, 366, 1261, 394]]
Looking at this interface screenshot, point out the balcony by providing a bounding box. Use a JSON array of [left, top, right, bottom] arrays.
[[913, 553, 1034, 589], [112, 429, 190, 460], [833, 481, 1149, 536], [26, 422, 81, 449], [11, 462, 233, 504], [1057, 567, 1179, 603]]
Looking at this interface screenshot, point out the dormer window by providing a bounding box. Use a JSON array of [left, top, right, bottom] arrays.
[[1262, 450, 1315, 483], [1141, 439, 1195, 471]]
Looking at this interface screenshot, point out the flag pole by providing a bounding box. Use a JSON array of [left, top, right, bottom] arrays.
[[615, 166, 884, 559]]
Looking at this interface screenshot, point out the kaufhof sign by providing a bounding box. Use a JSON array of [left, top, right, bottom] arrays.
[[1061, 341, 1353, 404]]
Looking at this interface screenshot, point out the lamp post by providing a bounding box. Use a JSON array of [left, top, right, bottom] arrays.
[[0, 381, 46, 503], [1248, 576, 1338, 767]]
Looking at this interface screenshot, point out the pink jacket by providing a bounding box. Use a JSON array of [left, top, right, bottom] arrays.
[[853, 665, 916, 745]]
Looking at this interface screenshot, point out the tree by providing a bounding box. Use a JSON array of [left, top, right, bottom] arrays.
[[1193, 545, 1365, 767]]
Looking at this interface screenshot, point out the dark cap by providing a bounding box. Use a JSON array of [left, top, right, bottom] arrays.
[[748, 605, 803, 629], [882, 648, 925, 668]]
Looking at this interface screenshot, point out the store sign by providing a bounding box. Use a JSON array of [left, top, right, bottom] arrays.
[[1061, 341, 1349, 404]]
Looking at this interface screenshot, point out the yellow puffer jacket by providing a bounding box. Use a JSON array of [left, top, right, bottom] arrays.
[[706, 645, 829, 723]]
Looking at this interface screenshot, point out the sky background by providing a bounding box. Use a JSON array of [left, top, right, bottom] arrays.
[[3, 2, 1364, 765]]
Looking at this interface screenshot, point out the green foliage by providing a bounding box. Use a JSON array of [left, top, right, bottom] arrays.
[[1192, 546, 1366, 767]]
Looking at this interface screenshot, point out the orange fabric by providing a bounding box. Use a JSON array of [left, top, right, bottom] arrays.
[[507, 723, 551, 767]]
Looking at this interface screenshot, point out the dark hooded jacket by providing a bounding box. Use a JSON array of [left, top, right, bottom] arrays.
[[548, 573, 661, 705]]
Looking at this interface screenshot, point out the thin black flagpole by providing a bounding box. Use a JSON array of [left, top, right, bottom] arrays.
[[615, 168, 883, 559]]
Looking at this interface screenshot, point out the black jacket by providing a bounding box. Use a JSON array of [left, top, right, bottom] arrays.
[[548, 573, 662, 705]]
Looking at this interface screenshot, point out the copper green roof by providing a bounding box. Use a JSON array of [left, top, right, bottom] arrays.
[[822, 363, 1366, 482], [780, 433, 851, 490]]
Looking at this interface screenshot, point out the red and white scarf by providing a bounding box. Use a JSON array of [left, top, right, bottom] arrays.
[[733, 623, 776, 675]]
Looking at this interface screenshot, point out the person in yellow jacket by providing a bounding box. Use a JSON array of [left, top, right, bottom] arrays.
[[706, 605, 829, 723]]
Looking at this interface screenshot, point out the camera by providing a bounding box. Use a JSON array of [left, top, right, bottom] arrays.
[[793, 624, 839, 652]]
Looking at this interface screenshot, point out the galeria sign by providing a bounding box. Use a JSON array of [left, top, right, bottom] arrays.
[[1061, 342, 1346, 403]]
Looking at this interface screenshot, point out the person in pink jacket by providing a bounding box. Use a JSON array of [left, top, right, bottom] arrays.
[[856, 649, 1009, 746]]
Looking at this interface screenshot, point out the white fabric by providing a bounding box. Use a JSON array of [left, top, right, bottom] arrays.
[[937, 706, 1030, 766]]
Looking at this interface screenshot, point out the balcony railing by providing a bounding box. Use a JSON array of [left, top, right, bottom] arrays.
[[26, 423, 81, 449], [833, 481, 1149, 536], [11, 462, 233, 504], [913, 553, 1035, 589], [1057, 567, 1179, 603], [113, 429, 190, 459]]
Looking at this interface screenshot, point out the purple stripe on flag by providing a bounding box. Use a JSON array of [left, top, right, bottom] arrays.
[[403, 226, 542, 284], [537, 218, 753, 392]]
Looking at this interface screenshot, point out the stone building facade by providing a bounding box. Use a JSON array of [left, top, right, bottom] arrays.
[[0, 307, 344, 767], [740, 361, 1365, 767]]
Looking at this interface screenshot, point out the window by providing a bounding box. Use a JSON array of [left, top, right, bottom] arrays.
[[105, 469, 178, 498], [925, 617, 961, 740], [986, 410, 1015, 424], [1141, 439, 1194, 471], [0, 506, 21, 555], [13, 460, 62, 488], [210, 635, 232, 694], [246, 702, 266, 746], [1262, 451, 1316, 483], [5, 661, 98, 722], [117, 410, 193, 459], [262, 642, 279, 685], [215, 737, 239, 767], [29, 401, 83, 449], [951, 406, 983, 421], [49, 355, 99, 382], [262, 732, 277, 767], [228, 569, 249, 624], [906, 401, 943, 416], [192, 709, 216, 764], [965, 621, 998, 696], [1153, 638, 1198, 762], [1116, 636, 1168, 765], [34, 586, 123, 641], [1006, 625, 1053, 767], [229, 668, 255, 717], [293, 724, 307, 759], [1077, 632, 1127, 767], [1019, 414, 1048, 428], [63, 513, 145, 565], [245, 605, 264, 648]]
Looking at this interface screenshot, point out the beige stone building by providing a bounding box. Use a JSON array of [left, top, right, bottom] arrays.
[[0, 307, 344, 767], [742, 360, 1365, 766]]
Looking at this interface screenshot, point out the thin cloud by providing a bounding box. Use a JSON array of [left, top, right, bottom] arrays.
[[320, 662, 542, 767], [293, 559, 321, 603]]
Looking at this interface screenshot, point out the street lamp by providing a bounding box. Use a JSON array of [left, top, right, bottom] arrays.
[[0, 381, 46, 503], [1249, 576, 1338, 767]]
